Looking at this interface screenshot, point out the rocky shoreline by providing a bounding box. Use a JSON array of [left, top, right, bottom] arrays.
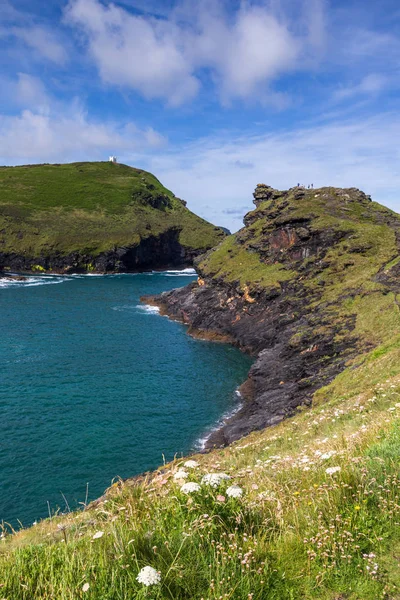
[[144, 183, 400, 449]]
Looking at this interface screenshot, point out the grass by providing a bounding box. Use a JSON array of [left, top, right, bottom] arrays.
[[0, 162, 224, 260], [2, 185, 400, 598], [2, 349, 400, 598], [199, 235, 295, 290]]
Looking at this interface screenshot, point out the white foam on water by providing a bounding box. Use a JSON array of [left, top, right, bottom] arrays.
[[135, 304, 160, 315], [196, 389, 243, 451], [152, 268, 197, 276], [111, 304, 137, 312], [0, 275, 68, 289]]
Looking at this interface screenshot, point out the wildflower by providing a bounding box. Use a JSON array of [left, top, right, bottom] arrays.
[[202, 473, 231, 488], [136, 566, 161, 587], [180, 482, 201, 494], [216, 495, 226, 502], [354, 505, 361, 511], [82, 583, 90, 592], [320, 451, 336, 460], [325, 466, 341, 475], [226, 485, 243, 498], [92, 531, 104, 539], [173, 470, 189, 480], [184, 460, 199, 469]]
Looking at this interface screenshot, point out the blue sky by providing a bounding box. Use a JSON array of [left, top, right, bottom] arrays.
[[1, 0, 399, 231]]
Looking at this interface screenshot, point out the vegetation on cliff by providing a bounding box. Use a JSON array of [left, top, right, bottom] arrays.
[[156, 184, 400, 445], [0, 162, 225, 272], [2, 184, 400, 599]]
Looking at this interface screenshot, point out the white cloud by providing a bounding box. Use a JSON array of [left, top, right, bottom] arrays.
[[9, 26, 68, 65], [64, 0, 198, 106], [334, 74, 390, 102], [64, 0, 325, 105], [12, 73, 50, 109], [0, 79, 167, 164], [133, 112, 400, 231]]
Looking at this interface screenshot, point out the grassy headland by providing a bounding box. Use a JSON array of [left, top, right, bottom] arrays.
[[0, 162, 224, 272], [2, 185, 400, 598]]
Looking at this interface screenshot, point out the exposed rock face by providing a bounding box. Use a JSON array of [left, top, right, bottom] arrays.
[[252, 183, 283, 207], [0, 228, 204, 274], [146, 184, 400, 448]]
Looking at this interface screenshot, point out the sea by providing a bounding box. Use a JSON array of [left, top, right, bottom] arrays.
[[0, 270, 252, 527]]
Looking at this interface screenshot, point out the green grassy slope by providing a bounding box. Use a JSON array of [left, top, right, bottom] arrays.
[[0, 162, 224, 264], [2, 186, 400, 598]]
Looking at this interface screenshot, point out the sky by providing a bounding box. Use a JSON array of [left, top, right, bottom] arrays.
[[1, 0, 400, 231]]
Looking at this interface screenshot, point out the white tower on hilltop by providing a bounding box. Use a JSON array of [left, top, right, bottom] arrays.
[[109, 156, 117, 163]]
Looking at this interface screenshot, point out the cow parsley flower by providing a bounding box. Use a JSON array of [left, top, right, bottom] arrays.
[[326, 466, 341, 475], [202, 473, 231, 488], [173, 470, 189, 480], [136, 566, 161, 587], [320, 451, 336, 460], [226, 485, 243, 498], [184, 460, 199, 469], [180, 482, 201, 494]]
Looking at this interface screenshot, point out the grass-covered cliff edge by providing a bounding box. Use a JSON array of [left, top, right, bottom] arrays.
[[2, 184, 400, 599], [0, 162, 225, 273], [152, 184, 400, 447]]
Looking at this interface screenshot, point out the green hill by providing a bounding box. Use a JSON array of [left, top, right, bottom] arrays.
[[0, 162, 225, 273], [2, 184, 400, 599]]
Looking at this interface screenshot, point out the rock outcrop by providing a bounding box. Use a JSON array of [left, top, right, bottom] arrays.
[[146, 184, 400, 447]]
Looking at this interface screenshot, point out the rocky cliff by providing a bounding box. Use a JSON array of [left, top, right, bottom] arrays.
[[148, 184, 400, 447], [0, 162, 225, 273]]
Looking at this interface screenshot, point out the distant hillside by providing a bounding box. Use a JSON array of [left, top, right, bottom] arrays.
[[0, 162, 225, 273]]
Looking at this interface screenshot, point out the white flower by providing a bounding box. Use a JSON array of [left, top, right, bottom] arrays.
[[184, 460, 199, 469], [202, 473, 231, 488], [320, 451, 336, 460], [180, 482, 201, 494], [173, 470, 189, 480], [136, 566, 161, 587], [226, 485, 243, 498], [82, 583, 90, 592], [326, 466, 341, 475], [92, 531, 104, 539]]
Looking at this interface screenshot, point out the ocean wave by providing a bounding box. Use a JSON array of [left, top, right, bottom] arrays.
[[152, 268, 197, 276], [196, 389, 243, 450], [135, 304, 161, 315], [0, 276, 67, 289]]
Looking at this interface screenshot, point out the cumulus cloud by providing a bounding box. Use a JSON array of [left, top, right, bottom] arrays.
[[0, 77, 166, 164], [64, 0, 325, 105], [64, 0, 198, 105]]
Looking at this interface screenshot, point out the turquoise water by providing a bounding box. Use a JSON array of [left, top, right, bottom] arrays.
[[0, 271, 252, 527]]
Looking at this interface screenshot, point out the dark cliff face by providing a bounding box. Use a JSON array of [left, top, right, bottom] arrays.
[[147, 184, 400, 447], [0, 228, 205, 274]]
